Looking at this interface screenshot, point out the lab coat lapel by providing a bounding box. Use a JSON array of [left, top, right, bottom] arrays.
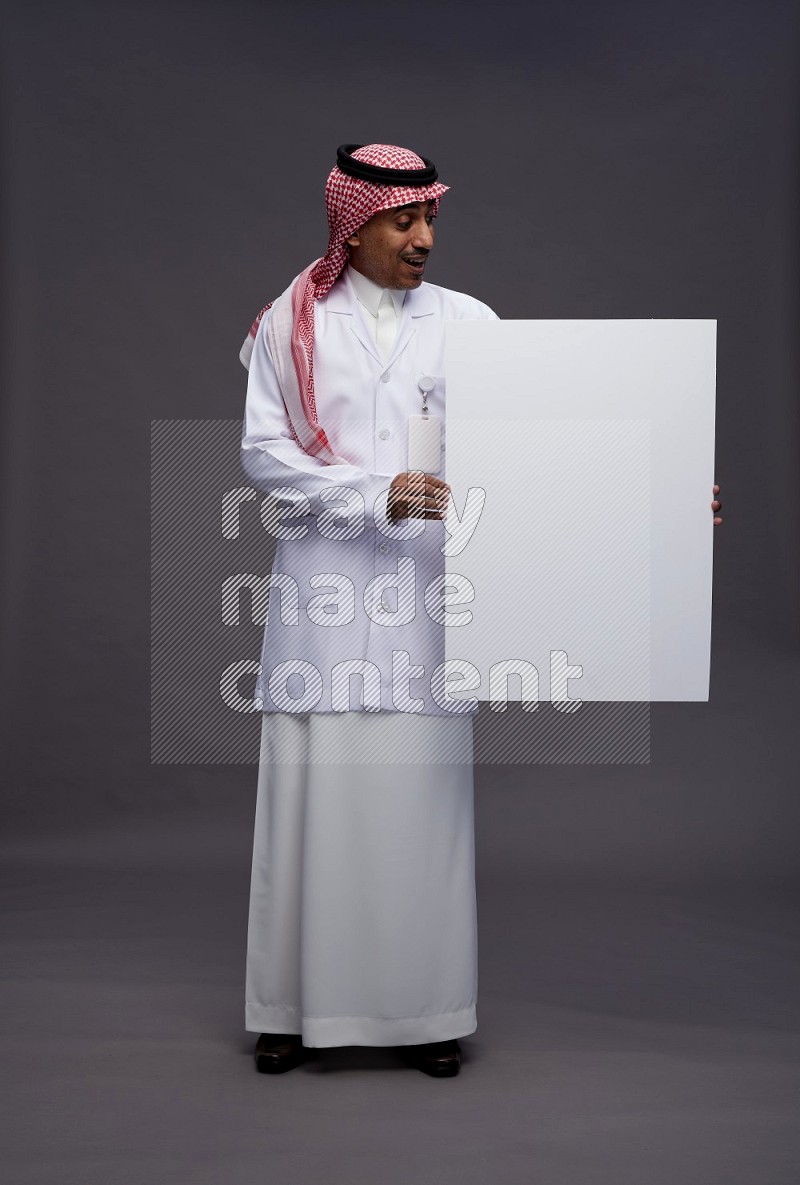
[[349, 304, 384, 366], [384, 284, 435, 369], [384, 305, 414, 369], [326, 273, 436, 370], [326, 269, 384, 366]]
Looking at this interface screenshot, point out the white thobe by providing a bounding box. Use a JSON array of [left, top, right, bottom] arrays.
[[242, 267, 498, 1046]]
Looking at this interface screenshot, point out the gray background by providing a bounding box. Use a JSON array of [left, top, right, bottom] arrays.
[[2, 0, 799, 1182]]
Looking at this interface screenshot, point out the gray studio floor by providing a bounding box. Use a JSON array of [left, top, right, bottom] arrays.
[[3, 832, 800, 1183], [4, 645, 800, 1184]]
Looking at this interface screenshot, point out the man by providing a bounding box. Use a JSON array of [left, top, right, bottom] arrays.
[[239, 143, 725, 1080], [239, 143, 498, 1077]]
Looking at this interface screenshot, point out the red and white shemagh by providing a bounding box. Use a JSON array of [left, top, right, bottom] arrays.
[[240, 144, 448, 463]]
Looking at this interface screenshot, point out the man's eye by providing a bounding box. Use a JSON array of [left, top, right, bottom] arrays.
[[397, 221, 412, 230]]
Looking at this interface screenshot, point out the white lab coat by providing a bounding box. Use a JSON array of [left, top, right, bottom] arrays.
[[240, 266, 498, 715], [242, 268, 498, 1046]]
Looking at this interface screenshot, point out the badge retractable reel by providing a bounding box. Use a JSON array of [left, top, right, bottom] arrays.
[[408, 375, 442, 473]]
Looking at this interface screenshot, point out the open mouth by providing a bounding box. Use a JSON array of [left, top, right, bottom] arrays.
[[402, 257, 427, 273]]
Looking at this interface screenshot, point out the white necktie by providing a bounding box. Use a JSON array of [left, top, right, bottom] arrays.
[[376, 290, 396, 361]]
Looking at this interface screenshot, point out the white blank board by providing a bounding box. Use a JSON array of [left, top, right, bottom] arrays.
[[444, 320, 717, 702]]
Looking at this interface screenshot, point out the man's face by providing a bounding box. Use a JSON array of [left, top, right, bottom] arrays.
[[346, 200, 436, 289]]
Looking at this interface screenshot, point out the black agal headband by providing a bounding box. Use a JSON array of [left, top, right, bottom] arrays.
[[336, 144, 439, 185]]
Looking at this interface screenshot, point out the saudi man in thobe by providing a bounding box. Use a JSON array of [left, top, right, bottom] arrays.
[[239, 142, 498, 1077], [239, 142, 726, 1081]]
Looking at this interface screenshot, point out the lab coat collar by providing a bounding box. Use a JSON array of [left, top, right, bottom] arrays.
[[326, 269, 436, 319], [324, 269, 435, 369]]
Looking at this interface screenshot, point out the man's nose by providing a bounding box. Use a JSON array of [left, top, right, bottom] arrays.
[[413, 220, 434, 249]]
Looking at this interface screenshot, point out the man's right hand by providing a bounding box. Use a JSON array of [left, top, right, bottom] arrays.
[[387, 471, 450, 523]]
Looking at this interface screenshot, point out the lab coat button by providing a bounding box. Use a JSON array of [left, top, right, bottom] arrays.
[[380, 372, 391, 384], [378, 428, 390, 440], [379, 543, 390, 554]]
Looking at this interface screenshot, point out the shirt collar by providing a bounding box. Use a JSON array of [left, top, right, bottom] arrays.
[[346, 265, 406, 317]]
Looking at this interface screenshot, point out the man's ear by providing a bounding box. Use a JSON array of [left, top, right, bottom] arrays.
[[346, 232, 360, 247]]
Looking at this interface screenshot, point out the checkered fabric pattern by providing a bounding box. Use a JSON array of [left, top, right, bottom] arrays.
[[241, 144, 448, 460]]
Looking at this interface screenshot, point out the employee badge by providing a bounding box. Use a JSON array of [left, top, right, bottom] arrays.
[[408, 375, 442, 473]]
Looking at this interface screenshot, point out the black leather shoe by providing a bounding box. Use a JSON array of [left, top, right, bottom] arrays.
[[254, 1032, 306, 1074], [402, 1039, 461, 1077]]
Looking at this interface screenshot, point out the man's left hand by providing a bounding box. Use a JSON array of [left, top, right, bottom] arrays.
[[712, 483, 723, 526]]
